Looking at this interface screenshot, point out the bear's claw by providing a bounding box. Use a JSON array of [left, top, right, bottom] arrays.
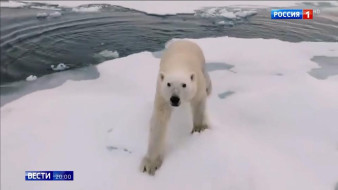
[[140, 156, 163, 176], [191, 124, 208, 133]]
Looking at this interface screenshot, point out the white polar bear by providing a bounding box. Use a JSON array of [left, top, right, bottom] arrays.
[[141, 40, 212, 175]]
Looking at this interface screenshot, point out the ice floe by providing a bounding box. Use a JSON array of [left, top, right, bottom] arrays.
[[25, 75, 37, 81], [51, 63, 69, 71]]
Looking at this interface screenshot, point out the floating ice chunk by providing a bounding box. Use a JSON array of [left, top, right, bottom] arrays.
[[195, 7, 257, 19], [49, 11, 62, 17], [195, 7, 219, 18], [26, 75, 37, 81], [218, 9, 237, 19], [36, 12, 48, 18], [36, 11, 62, 19], [217, 20, 234, 26], [31, 5, 61, 11], [234, 10, 257, 18], [51, 63, 69, 71], [13, 1, 302, 15], [98, 50, 119, 59], [72, 6, 102, 12], [201, 7, 219, 17]]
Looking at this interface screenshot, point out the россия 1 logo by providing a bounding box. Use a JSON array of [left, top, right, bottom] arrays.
[[271, 9, 314, 19]]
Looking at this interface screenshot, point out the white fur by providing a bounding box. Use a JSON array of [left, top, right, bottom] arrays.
[[141, 40, 212, 175]]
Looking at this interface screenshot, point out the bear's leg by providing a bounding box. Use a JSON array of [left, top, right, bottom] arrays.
[[141, 103, 171, 175], [191, 98, 209, 133]]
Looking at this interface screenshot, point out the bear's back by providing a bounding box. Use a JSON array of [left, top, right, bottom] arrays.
[[160, 40, 205, 73]]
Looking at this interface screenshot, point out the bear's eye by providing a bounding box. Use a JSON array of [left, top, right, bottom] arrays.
[[167, 83, 171, 87], [182, 83, 186, 88]]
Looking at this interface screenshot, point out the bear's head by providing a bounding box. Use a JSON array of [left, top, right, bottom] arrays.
[[158, 71, 197, 107]]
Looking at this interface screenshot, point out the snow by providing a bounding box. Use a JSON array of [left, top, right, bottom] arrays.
[[25, 75, 37, 81], [30, 5, 61, 11], [3, 1, 338, 15], [1, 37, 338, 190], [234, 10, 258, 18], [72, 6, 102, 13], [195, 7, 257, 19], [51, 63, 69, 71], [196, 7, 236, 19], [0, 0, 25, 8], [24, 1, 304, 15]]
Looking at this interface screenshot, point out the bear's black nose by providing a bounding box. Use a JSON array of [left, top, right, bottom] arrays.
[[170, 96, 180, 107]]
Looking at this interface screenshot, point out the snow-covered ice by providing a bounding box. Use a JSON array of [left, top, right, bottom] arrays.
[[1, 37, 338, 190], [0, 0, 26, 8], [234, 10, 258, 18], [30, 5, 61, 11], [4, 1, 338, 15], [51, 63, 69, 71], [25, 75, 37, 81], [195, 7, 257, 19], [72, 6, 102, 13]]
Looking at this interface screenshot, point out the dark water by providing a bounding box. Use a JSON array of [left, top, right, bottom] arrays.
[[1, 3, 338, 85]]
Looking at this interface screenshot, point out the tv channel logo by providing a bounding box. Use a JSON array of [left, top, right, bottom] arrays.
[[271, 9, 313, 19], [25, 171, 73, 181]]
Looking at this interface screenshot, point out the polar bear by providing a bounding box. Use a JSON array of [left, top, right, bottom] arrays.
[[141, 40, 212, 175]]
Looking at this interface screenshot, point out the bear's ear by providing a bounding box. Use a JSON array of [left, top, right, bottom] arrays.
[[190, 73, 195, 81], [160, 72, 165, 81]]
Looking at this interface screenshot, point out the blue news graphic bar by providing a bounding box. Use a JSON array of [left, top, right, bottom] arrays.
[[271, 9, 303, 19], [25, 171, 73, 181]]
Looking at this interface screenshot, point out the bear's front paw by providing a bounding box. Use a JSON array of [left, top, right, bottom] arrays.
[[191, 124, 208, 133], [140, 156, 163, 175]]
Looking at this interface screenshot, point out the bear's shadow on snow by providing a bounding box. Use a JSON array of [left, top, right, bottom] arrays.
[[1, 66, 100, 107], [308, 56, 338, 80]]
